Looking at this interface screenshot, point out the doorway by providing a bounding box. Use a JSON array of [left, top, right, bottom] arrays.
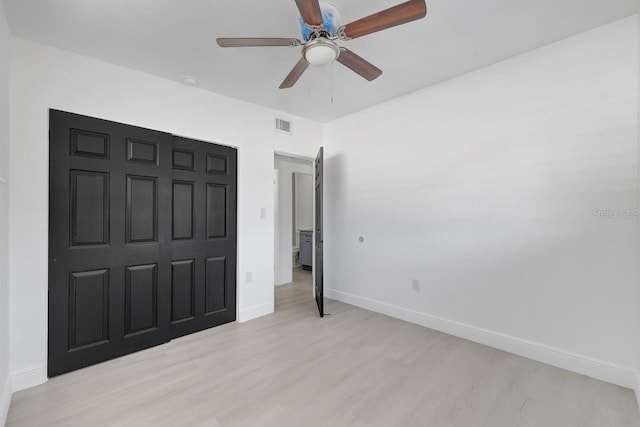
[[273, 153, 314, 311]]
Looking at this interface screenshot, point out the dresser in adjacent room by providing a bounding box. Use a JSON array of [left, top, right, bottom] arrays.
[[299, 230, 313, 270]]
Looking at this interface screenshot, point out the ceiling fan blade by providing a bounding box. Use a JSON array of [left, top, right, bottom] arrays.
[[339, 0, 427, 40], [295, 0, 323, 27], [280, 58, 310, 89], [336, 48, 382, 81], [217, 38, 301, 48]]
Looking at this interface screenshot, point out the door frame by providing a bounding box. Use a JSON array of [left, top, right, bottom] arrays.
[[273, 168, 279, 284], [273, 150, 317, 301]]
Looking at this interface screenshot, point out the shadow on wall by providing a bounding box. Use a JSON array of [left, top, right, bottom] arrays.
[[324, 152, 346, 208], [323, 151, 347, 292]]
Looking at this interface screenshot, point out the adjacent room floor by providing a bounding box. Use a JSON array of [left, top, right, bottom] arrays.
[[7, 269, 640, 426]]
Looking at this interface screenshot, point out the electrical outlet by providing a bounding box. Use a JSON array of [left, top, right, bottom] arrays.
[[245, 272, 253, 284], [412, 279, 420, 292]]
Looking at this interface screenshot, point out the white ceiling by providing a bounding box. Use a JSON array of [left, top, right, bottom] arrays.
[[3, 0, 637, 122]]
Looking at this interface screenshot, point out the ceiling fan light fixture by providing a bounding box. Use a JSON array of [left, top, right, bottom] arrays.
[[303, 38, 340, 66]]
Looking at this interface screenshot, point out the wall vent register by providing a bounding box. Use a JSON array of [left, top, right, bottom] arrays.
[[275, 117, 293, 134]]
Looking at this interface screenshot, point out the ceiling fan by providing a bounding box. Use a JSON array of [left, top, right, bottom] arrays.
[[216, 0, 427, 89]]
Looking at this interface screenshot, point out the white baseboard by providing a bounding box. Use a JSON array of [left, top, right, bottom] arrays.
[[237, 302, 273, 323], [1, 377, 11, 427], [11, 365, 47, 393], [635, 372, 640, 414], [326, 288, 637, 390]]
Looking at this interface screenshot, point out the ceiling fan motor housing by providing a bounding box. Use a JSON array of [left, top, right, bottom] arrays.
[[299, 2, 341, 41]]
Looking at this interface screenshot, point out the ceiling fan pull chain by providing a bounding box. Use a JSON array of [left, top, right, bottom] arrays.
[[331, 61, 334, 104]]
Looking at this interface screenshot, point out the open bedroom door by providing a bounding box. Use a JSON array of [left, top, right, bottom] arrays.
[[314, 147, 324, 317]]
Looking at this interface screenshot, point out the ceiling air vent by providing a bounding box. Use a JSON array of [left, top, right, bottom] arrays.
[[275, 117, 293, 135]]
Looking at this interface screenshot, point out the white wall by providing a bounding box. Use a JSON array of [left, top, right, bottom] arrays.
[[295, 173, 314, 243], [0, 1, 11, 422], [8, 38, 322, 391], [324, 16, 639, 388], [274, 156, 313, 285]]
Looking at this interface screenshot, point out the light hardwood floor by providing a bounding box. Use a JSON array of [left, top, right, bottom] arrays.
[[7, 269, 640, 426]]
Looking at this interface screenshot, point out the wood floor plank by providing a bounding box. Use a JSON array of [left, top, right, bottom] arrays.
[[7, 269, 640, 426]]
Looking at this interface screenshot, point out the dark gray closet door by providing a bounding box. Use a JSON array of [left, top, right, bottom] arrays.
[[49, 110, 173, 376], [170, 136, 237, 338], [314, 147, 324, 317]]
